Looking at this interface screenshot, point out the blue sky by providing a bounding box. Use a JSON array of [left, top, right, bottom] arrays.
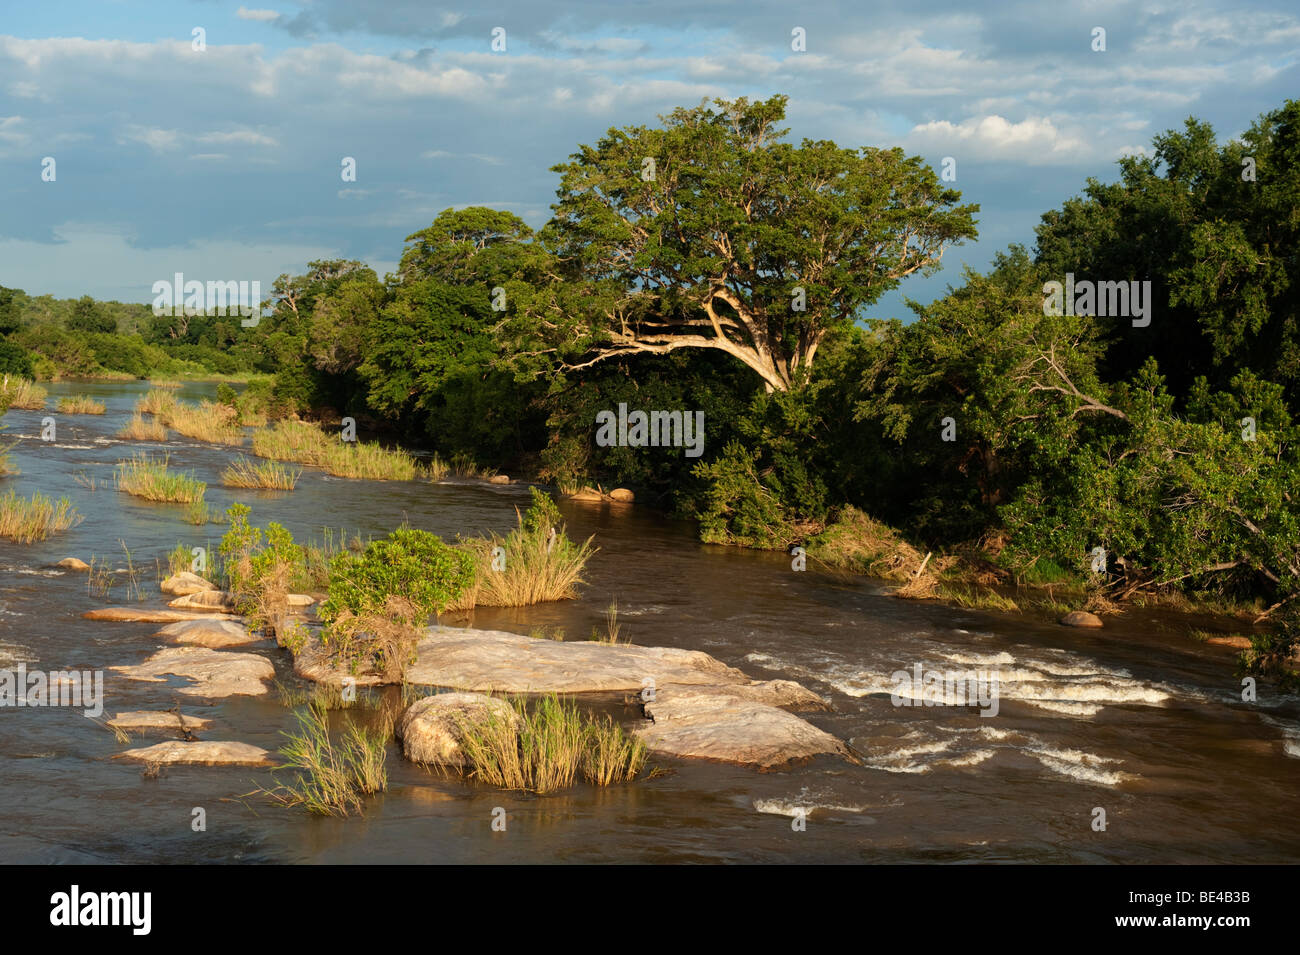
[[2, 0, 1297, 320]]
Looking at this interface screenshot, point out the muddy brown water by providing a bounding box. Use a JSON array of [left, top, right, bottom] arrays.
[[0, 381, 1297, 863]]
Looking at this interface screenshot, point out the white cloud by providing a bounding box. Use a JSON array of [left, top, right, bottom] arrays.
[[906, 114, 1089, 163], [236, 7, 282, 23]]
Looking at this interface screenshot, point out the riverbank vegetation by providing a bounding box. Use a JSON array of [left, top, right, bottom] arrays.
[[4, 94, 1298, 680], [114, 453, 207, 503]]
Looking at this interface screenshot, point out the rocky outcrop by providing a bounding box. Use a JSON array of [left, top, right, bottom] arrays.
[[396, 692, 519, 765], [168, 590, 238, 612], [638, 684, 847, 768], [84, 607, 232, 623], [159, 571, 217, 595], [114, 741, 271, 766], [110, 647, 274, 697], [1060, 611, 1104, 629], [108, 710, 213, 733], [157, 618, 259, 648], [403, 625, 751, 692]]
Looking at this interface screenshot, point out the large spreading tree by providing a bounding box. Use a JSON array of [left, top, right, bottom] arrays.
[[519, 95, 978, 392]]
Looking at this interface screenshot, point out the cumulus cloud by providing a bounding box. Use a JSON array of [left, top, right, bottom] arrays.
[[906, 115, 1090, 163]]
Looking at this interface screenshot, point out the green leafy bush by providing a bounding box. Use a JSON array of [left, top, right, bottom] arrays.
[[319, 527, 474, 679]]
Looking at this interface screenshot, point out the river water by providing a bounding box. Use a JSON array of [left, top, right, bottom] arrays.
[[1, 381, 1297, 863]]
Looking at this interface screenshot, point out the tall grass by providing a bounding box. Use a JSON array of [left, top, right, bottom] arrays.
[[252, 419, 419, 480], [55, 395, 106, 415], [221, 455, 301, 490], [148, 379, 182, 389], [114, 453, 206, 503], [117, 412, 168, 441], [0, 377, 47, 410], [134, 388, 177, 416], [163, 400, 243, 445], [0, 490, 82, 543], [456, 497, 596, 608], [454, 694, 646, 794], [262, 702, 387, 816]]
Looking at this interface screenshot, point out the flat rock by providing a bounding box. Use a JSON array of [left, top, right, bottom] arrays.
[[488, 474, 510, 484], [114, 740, 271, 766], [638, 685, 847, 768], [160, 571, 217, 596], [157, 618, 259, 648], [108, 710, 213, 733], [285, 593, 315, 609], [608, 488, 634, 503], [56, 558, 90, 571], [567, 486, 604, 502], [402, 626, 751, 692], [1206, 635, 1253, 650], [84, 607, 234, 623], [397, 692, 519, 766], [110, 647, 274, 698], [168, 590, 238, 612], [1060, 611, 1104, 628]]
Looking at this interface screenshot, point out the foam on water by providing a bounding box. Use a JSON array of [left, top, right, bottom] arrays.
[[753, 787, 868, 817]]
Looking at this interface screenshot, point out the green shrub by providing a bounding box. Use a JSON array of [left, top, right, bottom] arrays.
[[319, 527, 474, 679]]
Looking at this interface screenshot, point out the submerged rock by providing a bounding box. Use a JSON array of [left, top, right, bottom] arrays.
[[168, 590, 238, 612], [403, 625, 751, 692], [157, 618, 259, 648], [110, 647, 274, 697], [397, 692, 519, 766], [114, 740, 271, 766], [108, 710, 213, 733], [1060, 611, 1104, 629], [638, 685, 847, 768], [56, 558, 90, 571], [160, 571, 217, 596], [84, 607, 233, 623]]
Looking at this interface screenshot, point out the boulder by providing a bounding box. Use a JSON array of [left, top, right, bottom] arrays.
[[567, 486, 604, 502], [114, 741, 271, 766], [108, 710, 213, 733], [168, 590, 238, 612], [160, 571, 217, 596], [638, 685, 847, 768], [1059, 611, 1104, 629], [157, 618, 259, 648], [110, 647, 274, 698], [397, 692, 519, 766], [56, 558, 90, 571], [285, 593, 315, 610], [608, 488, 634, 503], [402, 625, 752, 692], [84, 607, 233, 623], [488, 474, 510, 484]]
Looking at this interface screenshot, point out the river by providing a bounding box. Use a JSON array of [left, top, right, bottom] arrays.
[[1, 381, 1297, 863]]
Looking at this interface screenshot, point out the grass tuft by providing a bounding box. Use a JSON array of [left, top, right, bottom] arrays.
[[55, 395, 106, 415], [114, 452, 206, 503], [0, 490, 82, 543], [117, 412, 167, 441], [222, 455, 301, 490]]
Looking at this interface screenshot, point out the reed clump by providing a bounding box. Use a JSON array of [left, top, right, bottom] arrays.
[[0, 490, 82, 543], [114, 453, 206, 503]]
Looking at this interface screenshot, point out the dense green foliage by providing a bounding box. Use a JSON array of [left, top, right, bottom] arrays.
[[7, 95, 1300, 676]]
